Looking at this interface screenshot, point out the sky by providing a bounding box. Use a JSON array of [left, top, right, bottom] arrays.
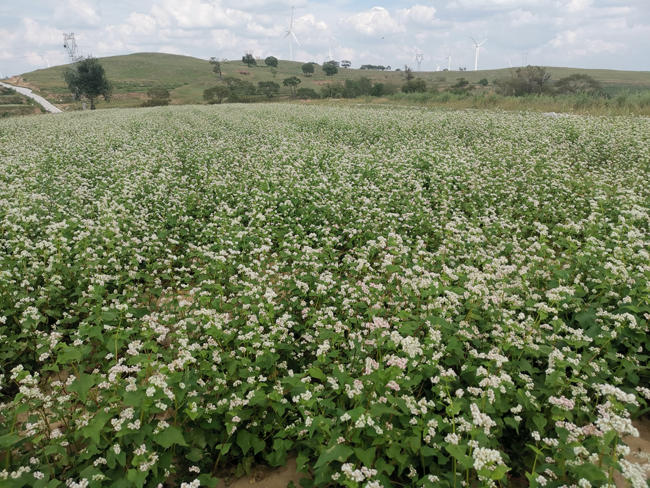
[[1, 0, 649, 77]]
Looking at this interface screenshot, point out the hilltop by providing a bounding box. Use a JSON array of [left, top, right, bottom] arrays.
[[12, 52, 650, 111]]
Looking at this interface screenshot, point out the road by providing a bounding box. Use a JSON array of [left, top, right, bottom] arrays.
[[0, 81, 62, 114]]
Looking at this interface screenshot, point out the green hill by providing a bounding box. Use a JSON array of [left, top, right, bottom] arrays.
[[16, 52, 650, 110]]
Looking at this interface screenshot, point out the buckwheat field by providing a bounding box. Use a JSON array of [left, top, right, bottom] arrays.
[[1, 105, 649, 488]]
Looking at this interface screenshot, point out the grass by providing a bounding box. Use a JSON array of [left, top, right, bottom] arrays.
[[17, 53, 650, 113]]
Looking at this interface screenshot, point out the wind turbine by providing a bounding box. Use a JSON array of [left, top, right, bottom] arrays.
[[324, 43, 334, 63], [445, 46, 453, 71], [433, 60, 441, 72], [471, 37, 487, 71], [284, 6, 300, 61]]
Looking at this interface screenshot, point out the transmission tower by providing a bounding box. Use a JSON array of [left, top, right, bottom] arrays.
[[63, 33, 80, 64], [415, 53, 424, 72]]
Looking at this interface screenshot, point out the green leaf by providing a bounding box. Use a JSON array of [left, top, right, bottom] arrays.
[[153, 426, 187, 448], [308, 367, 326, 381], [237, 430, 253, 455], [491, 465, 508, 480], [314, 444, 354, 469], [68, 374, 94, 402], [198, 474, 219, 488], [445, 445, 473, 470], [354, 447, 376, 467]]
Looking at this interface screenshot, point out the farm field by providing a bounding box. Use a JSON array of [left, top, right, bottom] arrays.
[[0, 105, 649, 488]]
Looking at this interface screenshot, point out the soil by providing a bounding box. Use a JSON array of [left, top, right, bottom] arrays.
[[6, 76, 39, 91], [615, 417, 650, 487], [215, 457, 309, 488]]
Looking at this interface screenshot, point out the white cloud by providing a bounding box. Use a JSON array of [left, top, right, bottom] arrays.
[[53, 0, 102, 28], [397, 5, 437, 27], [339, 7, 404, 36], [151, 0, 252, 29], [566, 0, 593, 13]]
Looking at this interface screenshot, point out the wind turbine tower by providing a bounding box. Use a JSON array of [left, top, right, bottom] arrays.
[[284, 7, 301, 61], [415, 53, 424, 72], [324, 43, 334, 63], [63, 33, 80, 64], [471, 37, 487, 71]]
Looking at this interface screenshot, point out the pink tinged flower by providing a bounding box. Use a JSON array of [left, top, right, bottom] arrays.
[[386, 381, 400, 391]]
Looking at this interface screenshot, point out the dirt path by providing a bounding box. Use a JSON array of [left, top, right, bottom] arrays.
[[0, 81, 62, 114]]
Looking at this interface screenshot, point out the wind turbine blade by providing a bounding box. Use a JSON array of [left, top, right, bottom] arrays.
[[284, 31, 291, 38], [292, 31, 301, 47], [479, 39, 487, 46], [290, 6, 294, 29], [470, 36, 477, 46]]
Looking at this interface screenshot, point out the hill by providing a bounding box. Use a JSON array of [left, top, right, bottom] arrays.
[[14, 52, 650, 110]]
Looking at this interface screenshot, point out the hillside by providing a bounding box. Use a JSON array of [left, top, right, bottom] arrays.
[[0, 84, 46, 117], [15, 52, 650, 110]]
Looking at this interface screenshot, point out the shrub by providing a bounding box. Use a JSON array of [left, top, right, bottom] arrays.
[[296, 87, 320, 99]]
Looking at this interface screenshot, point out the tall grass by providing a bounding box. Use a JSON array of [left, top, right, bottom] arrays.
[[381, 90, 650, 116]]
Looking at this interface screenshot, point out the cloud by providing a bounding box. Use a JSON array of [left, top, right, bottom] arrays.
[[339, 7, 404, 36], [546, 29, 625, 57], [566, 0, 593, 13], [397, 5, 437, 27], [151, 0, 252, 29], [53, 0, 102, 28]]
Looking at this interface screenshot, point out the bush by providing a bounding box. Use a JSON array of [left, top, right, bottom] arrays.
[[322, 62, 339, 76], [478, 78, 489, 86], [203, 85, 230, 104], [495, 66, 553, 96], [265, 56, 278, 68], [141, 98, 170, 107], [258, 81, 280, 98], [555, 74, 601, 95], [320, 82, 344, 98], [296, 88, 320, 99], [302, 63, 315, 76], [401, 78, 427, 93]]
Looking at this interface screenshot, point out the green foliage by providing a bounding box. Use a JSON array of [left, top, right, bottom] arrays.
[[146, 86, 170, 100], [495, 66, 553, 96], [0, 104, 649, 488], [209, 57, 225, 79], [203, 85, 230, 104], [141, 98, 170, 107], [301, 63, 315, 76], [242, 54, 257, 67], [478, 78, 489, 86], [296, 87, 320, 99], [265, 56, 279, 68], [270, 68, 278, 78], [320, 81, 343, 98], [447, 78, 474, 96], [322, 62, 339, 77], [555, 74, 602, 95], [401, 78, 428, 94], [62, 57, 112, 110], [282, 76, 301, 98], [257, 81, 280, 98]]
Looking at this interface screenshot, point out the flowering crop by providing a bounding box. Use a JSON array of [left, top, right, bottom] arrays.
[[0, 105, 649, 488]]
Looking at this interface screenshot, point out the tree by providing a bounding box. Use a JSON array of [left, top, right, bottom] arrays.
[[495, 66, 553, 96], [203, 85, 230, 104], [147, 86, 170, 100], [301, 63, 315, 76], [555, 74, 601, 95], [210, 57, 226, 79], [401, 78, 427, 93], [343, 79, 362, 98], [296, 87, 320, 99], [447, 78, 474, 95], [62, 57, 112, 110], [258, 81, 280, 98], [478, 78, 489, 86], [322, 61, 339, 76], [265, 56, 278, 68], [358, 77, 372, 96], [370, 83, 385, 97], [242, 54, 257, 67], [341, 60, 351, 68], [283, 76, 301, 98], [320, 82, 344, 98], [142, 86, 171, 107], [270, 68, 278, 78], [403, 66, 415, 81]]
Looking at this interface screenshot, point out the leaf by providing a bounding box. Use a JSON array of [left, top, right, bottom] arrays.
[[445, 445, 473, 470], [354, 446, 376, 467], [491, 465, 508, 480], [153, 426, 187, 448], [68, 374, 94, 402], [198, 474, 219, 488], [237, 430, 253, 455], [313, 444, 354, 469], [308, 367, 326, 381]]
